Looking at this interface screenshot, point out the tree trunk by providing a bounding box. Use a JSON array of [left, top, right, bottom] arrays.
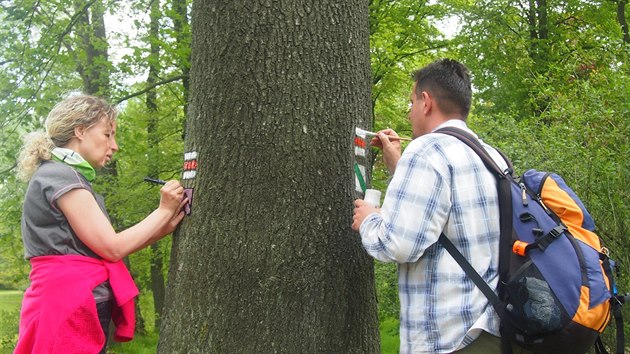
[[146, 0, 166, 332], [536, 0, 548, 40], [72, 0, 110, 97], [170, 0, 191, 117], [616, 0, 630, 44], [158, 1, 379, 353], [526, 0, 550, 117], [527, 0, 538, 41], [527, 0, 549, 64]]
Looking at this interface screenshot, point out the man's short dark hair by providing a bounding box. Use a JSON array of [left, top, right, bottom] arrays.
[[413, 59, 472, 118]]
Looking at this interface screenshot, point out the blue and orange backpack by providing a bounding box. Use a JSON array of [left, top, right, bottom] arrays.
[[436, 127, 626, 354]]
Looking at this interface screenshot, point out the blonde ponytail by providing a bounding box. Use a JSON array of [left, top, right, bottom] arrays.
[[16, 131, 54, 182]]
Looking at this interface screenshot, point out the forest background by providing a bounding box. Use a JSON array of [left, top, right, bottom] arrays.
[[0, 0, 629, 353]]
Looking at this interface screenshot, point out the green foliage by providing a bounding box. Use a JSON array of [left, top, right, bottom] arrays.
[[369, 0, 449, 132], [374, 261, 399, 320], [0, 176, 29, 290]]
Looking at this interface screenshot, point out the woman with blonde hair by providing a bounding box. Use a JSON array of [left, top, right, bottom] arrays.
[[15, 94, 187, 353]]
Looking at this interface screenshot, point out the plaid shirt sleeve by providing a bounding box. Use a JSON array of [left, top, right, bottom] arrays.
[[359, 138, 452, 263]]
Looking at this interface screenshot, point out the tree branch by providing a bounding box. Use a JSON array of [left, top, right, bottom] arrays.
[[0, 163, 17, 176], [114, 75, 186, 104]]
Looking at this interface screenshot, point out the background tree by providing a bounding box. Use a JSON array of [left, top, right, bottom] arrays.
[[146, 0, 167, 331], [613, 0, 630, 44], [71, 0, 111, 97], [157, 0, 380, 352]]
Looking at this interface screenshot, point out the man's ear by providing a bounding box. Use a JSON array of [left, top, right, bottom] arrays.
[[422, 91, 432, 114]]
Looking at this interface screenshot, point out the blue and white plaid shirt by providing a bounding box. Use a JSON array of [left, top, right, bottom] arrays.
[[360, 120, 506, 353]]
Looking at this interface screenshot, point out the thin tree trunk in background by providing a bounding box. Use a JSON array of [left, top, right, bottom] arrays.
[[72, 0, 110, 97], [158, 0, 379, 352], [536, 0, 548, 40], [526, 0, 550, 117], [170, 0, 191, 116], [616, 0, 630, 44], [527, 0, 538, 42], [527, 0, 549, 64], [146, 0, 166, 332]]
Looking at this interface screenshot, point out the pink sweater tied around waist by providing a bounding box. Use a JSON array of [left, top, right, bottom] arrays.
[[15, 255, 139, 353]]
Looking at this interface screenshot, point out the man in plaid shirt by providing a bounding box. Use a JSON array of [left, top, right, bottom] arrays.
[[352, 59, 530, 353]]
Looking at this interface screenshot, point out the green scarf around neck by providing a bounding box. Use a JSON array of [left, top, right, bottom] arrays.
[[51, 148, 96, 182]]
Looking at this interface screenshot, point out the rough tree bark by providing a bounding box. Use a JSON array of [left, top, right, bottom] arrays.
[[158, 1, 379, 353]]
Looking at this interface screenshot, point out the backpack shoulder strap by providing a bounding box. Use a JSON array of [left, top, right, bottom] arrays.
[[438, 233, 503, 314], [434, 126, 513, 308], [434, 126, 514, 177]]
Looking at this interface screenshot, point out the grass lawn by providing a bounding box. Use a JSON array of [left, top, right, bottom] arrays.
[[380, 316, 400, 354], [0, 290, 22, 353], [0, 290, 22, 312], [107, 332, 158, 354]]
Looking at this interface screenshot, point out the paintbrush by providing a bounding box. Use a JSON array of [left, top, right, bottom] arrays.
[[355, 127, 412, 141], [143, 177, 166, 185]]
